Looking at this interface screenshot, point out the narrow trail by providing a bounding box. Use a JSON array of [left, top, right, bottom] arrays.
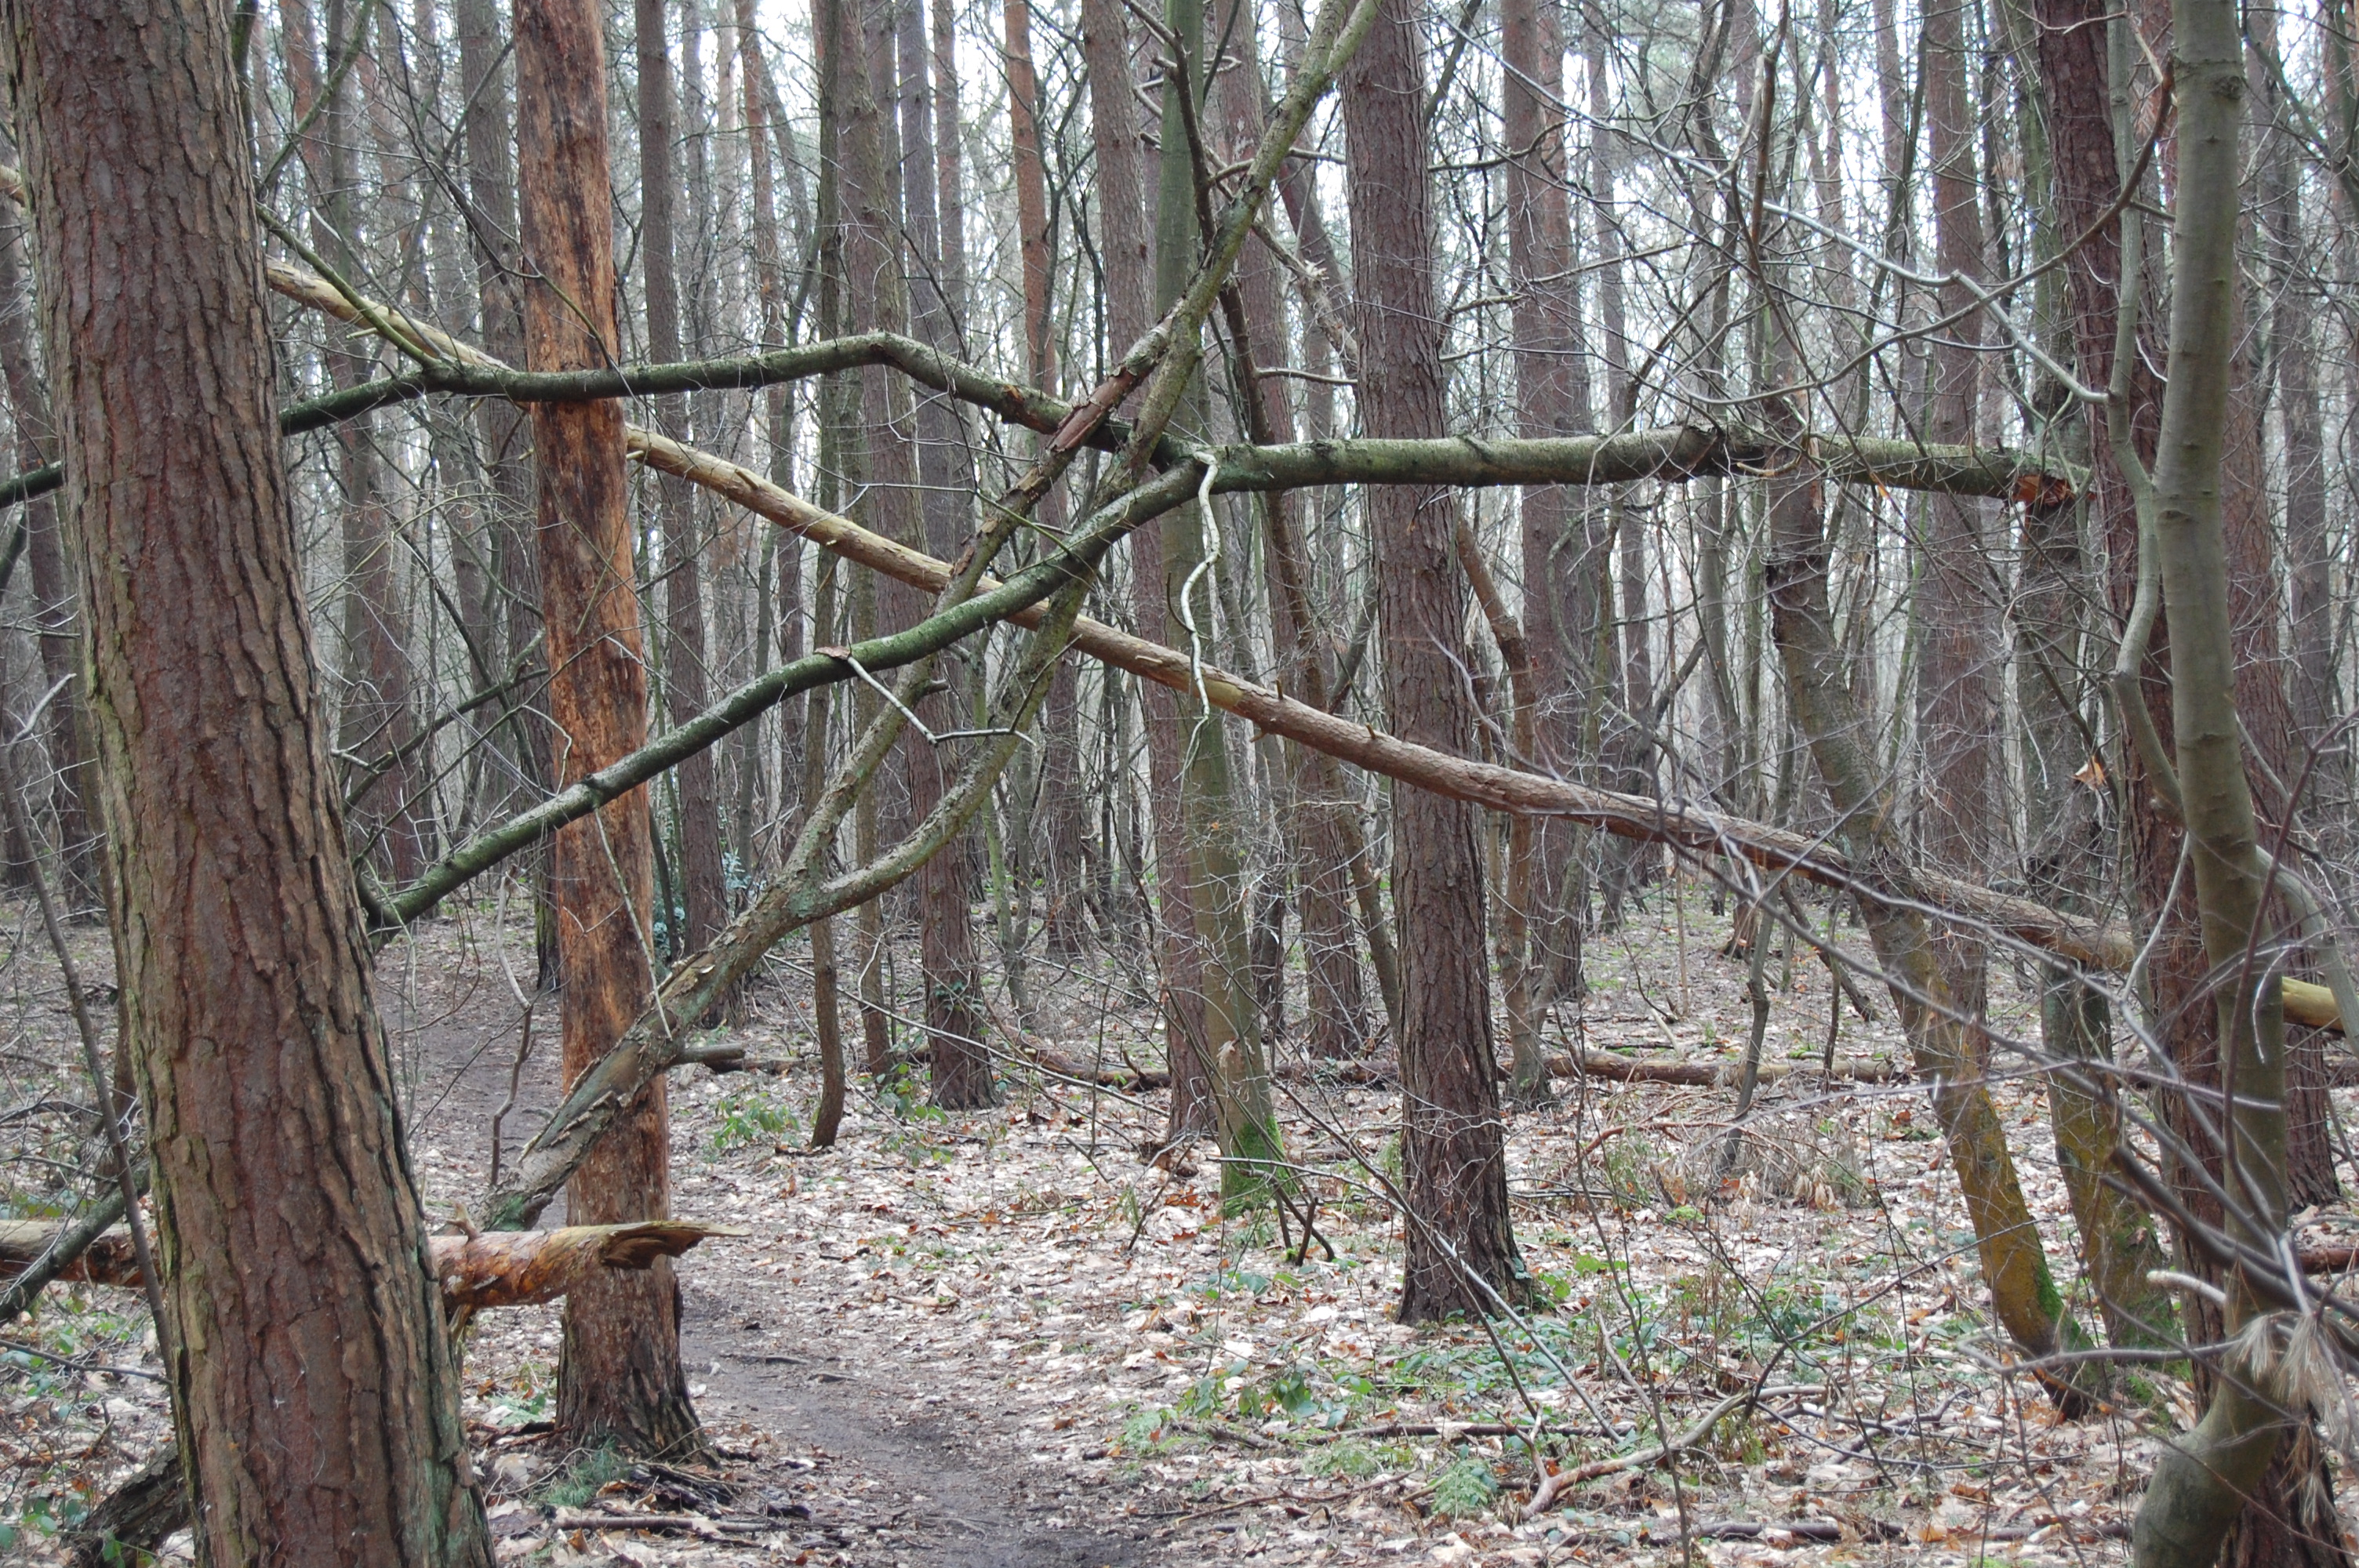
[[680, 1303, 1149, 1566], [391, 985, 1154, 1567]]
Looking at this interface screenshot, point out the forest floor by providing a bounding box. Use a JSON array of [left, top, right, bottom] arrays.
[[5, 876, 2357, 1565]]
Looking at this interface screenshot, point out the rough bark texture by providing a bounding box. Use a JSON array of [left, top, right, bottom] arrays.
[[1343, 0, 1525, 1319], [1916, 0, 2001, 1099], [515, 0, 702, 1459], [1505, 0, 1589, 996], [4, 2, 491, 1559]]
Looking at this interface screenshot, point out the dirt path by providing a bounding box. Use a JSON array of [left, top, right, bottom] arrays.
[[678, 1305, 1149, 1567], [388, 984, 1156, 1568]]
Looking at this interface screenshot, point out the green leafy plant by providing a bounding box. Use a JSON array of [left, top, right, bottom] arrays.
[[710, 1087, 794, 1153], [1430, 1452, 1501, 1519], [542, 1443, 630, 1508]]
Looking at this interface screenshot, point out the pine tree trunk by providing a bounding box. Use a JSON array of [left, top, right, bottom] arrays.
[[1342, 0, 1526, 1319], [903, 0, 988, 1105], [456, 0, 558, 984], [0, 179, 97, 913], [1917, 0, 2001, 1089], [637, 0, 729, 974], [516, 0, 703, 1459], [1217, 14, 1370, 1063], [2019, 0, 2197, 1359], [1085, 0, 1212, 1134], [1502, 0, 1587, 1004], [4, 3, 493, 1557]]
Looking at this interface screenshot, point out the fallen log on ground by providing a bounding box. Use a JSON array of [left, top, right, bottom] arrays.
[[0, 1218, 741, 1310], [1544, 1050, 1910, 1087]]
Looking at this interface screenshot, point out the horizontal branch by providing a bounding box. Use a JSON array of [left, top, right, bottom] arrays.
[[0, 258, 2086, 514], [0, 1216, 741, 1311], [636, 437, 2136, 973]]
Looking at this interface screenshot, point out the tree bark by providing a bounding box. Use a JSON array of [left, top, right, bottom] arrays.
[[2128, 0, 2303, 1551], [1503, 0, 1586, 1003], [0, 1217, 734, 1312], [637, 0, 729, 974], [1153, 0, 1278, 1195], [1916, 0, 2002, 1100], [287, 0, 430, 885], [1343, 0, 1525, 1318], [456, 0, 558, 984], [904, 0, 987, 1105], [1085, 0, 1213, 1127], [3, 2, 491, 1558], [1009, 0, 1091, 959], [0, 176, 96, 913], [516, 0, 703, 1459], [1223, 71, 1372, 1065]]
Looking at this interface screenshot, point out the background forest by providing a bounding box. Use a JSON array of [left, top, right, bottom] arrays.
[[0, 0, 2353, 1562]]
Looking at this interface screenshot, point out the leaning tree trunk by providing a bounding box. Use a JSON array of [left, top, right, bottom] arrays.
[[2, 2, 492, 1560], [1343, 0, 1527, 1319], [2003, 0, 2182, 1359], [515, 0, 703, 1459]]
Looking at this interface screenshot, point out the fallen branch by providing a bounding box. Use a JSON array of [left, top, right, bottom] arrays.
[[1543, 1050, 1909, 1087], [1524, 1384, 1819, 1521], [0, 1218, 743, 1311], [987, 1000, 1171, 1089], [548, 1509, 769, 1537], [0, 1175, 136, 1322], [244, 255, 2158, 988]]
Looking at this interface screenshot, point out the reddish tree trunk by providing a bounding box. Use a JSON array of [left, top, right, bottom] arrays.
[[5, 2, 492, 1558], [2034, 5, 2345, 1558], [1917, 0, 2000, 1050], [516, 0, 703, 1457], [1504, 0, 1586, 993]]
